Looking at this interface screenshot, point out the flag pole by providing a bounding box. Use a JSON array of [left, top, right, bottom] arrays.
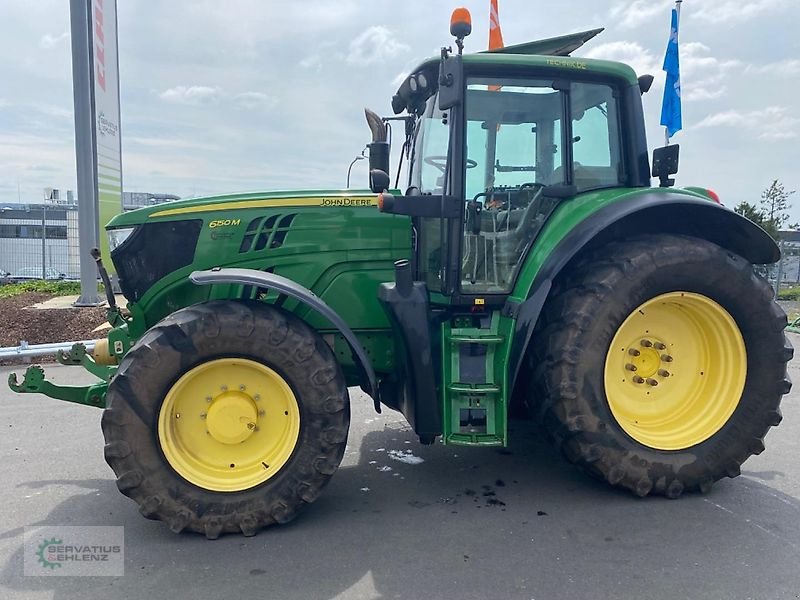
[[664, 0, 682, 147]]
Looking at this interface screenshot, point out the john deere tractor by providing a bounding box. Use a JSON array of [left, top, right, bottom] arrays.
[[9, 11, 792, 538]]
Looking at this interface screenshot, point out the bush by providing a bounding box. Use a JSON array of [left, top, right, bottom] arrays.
[[0, 280, 104, 299], [777, 286, 800, 301]]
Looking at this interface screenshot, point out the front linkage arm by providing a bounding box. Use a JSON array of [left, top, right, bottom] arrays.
[[8, 365, 108, 408]]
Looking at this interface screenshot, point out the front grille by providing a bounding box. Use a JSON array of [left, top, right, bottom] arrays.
[[111, 219, 202, 302]]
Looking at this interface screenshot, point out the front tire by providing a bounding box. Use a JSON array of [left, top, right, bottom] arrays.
[[101, 300, 350, 538], [531, 234, 792, 498]]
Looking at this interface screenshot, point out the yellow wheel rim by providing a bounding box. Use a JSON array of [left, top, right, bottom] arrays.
[[603, 292, 746, 451], [158, 358, 301, 492]]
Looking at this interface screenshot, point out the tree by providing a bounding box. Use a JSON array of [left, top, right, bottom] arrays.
[[761, 179, 797, 232], [734, 179, 797, 241], [734, 200, 778, 239]]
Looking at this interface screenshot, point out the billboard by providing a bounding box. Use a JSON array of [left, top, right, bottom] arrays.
[[92, 0, 123, 269]]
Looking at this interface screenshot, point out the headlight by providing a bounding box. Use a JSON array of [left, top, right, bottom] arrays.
[[108, 227, 136, 252]]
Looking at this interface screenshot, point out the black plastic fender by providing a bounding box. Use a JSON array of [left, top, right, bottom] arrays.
[[506, 193, 779, 392], [190, 268, 380, 411]]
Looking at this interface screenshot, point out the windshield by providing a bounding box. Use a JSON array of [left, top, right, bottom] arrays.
[[409, 75, 624, 294]]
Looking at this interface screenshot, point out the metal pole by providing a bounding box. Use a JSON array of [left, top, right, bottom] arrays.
[[70, 0, 101, 306], [795, 248, 799, 283], [774, 238, 785, 297], [41, 203, 46, 280]]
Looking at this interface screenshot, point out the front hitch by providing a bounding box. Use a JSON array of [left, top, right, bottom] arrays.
[[8, 365, 108, 408]]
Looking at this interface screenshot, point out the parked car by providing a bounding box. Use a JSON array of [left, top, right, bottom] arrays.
[[8, 267, 66, 282]]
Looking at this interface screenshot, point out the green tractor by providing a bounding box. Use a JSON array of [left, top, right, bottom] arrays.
[[9, 13, 792, 538]]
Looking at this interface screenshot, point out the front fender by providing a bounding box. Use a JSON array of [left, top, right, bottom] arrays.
[[506, 192, 778, 392], [190, 268, 380, 411]]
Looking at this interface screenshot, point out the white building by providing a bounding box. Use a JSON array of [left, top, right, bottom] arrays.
[[0, 192, 179, 278]]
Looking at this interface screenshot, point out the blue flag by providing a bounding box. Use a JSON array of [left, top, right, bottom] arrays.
[[660, 8, 682, 138]]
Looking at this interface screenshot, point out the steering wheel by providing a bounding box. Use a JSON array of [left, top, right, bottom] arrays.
[[520, 182, 545, 191], [424, 155, 478, 174]]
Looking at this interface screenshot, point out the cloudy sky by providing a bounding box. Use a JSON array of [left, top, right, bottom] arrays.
[[0, 0, 798, 218]]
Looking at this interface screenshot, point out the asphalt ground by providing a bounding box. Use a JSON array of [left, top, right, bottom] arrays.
[[1, 337, 799, 600]]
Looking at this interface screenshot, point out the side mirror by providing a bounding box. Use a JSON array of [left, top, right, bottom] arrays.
[[652, 144, 679, 188], [638, 74, 654, 94], [438, 52, 464, 110], [369, 169, 391, 193]]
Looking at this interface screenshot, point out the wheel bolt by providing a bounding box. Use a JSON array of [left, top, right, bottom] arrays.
[[640, 339, 653, 348], [246, 422, 256, 431], [239, 385, 246, 391], [646, 378, 659, 387], [254, 394, 261, 402], [633, 376, 645, 384], [205, 396, 212, 403], [221, 385, 228, 392], [628, 348, 640, 357], [658, 369, 670, 378], [654, 342, 666, 350], [625, 363, 637, 371], [661, 354, 673, 363], [200, 412, 207, 419]]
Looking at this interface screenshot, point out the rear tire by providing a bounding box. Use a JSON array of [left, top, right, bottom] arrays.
[[101, 300, 349, 537], [530, 234, 792, 498]]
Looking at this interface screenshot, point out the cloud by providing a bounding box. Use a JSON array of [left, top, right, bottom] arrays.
[[749, 59, 800, 77], [39, 32, 69, 49], [697, 106, 800, 140], [585, 41, 661, 77], [610, 0, 790, 28], [33, 103, 72, 120], [156, 87, 276, 112], [127, 137, 219, 151], [691, 0, 791, 23], [158, 86, 223, 106], [299, 55, 322, 71], [610, 0, 673, 28], [233, 92, 277, 111], [680, 42, 742, 101], [345, 26, 409, 66], [587, 40, 742, 101]]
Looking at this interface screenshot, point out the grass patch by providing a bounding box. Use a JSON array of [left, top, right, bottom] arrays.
[[0, 280, 103, 299], [777, 286, 800, 301]]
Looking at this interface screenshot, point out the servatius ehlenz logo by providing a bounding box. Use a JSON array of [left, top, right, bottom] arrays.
[[24, 526, 124, 576], [35, 537, 63, 570]]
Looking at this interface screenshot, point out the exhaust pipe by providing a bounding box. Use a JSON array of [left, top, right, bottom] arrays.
[[365, 108, 390, 191]]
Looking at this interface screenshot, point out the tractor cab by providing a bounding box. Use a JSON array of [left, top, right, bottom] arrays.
[[374, 19, 651, 304]]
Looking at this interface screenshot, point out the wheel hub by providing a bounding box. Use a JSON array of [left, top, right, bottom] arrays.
[[628, 343, 663, 379], [206, 392, 258, 445], [157, 358, 301, 492], [604, 292, 746, 450]]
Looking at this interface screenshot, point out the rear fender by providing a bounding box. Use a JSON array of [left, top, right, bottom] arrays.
[[506, 193, 778, 391]]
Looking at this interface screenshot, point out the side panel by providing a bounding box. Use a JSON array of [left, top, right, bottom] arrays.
[[110, 193, 413, 383]]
